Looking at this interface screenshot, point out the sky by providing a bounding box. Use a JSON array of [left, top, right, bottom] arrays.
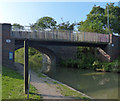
[[0, 2, 119, 26]]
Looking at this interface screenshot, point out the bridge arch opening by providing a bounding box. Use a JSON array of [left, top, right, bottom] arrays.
[[15, 46, 56, 73]]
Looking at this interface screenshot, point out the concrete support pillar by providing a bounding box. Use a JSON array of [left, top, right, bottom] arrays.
[[24, 39, 29, 94]]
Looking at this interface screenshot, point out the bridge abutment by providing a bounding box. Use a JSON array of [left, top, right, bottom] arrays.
[[100, 34, 120, 61], [109, 34, 120, 61], [0, 23, 15, 68]]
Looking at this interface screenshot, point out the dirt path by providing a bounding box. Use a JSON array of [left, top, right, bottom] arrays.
[[30, 70, 64, 99], [14, 63, 71, 99]]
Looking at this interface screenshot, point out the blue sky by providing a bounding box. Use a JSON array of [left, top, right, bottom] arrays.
[[0, 2, 119, 26]]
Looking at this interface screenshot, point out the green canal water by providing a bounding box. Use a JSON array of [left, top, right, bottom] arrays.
[[44, 67, 119, 99]]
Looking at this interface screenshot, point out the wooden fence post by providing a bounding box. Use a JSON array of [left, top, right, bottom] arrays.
[[24, 39, 29, 94]]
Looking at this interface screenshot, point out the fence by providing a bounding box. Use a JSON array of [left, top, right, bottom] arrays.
[[11, 26, 109, 43]]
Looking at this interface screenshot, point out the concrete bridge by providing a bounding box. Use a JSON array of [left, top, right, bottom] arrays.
[[0, 23, 120, 93], [1, 23, 120, 66]]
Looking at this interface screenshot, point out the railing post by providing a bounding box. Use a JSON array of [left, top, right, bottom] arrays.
[[57, 31, 59, 40], [45, 31, 46, 40], [84, 32, 85, 41], [53, 29, 54, 40], [71, 31, 72, 41], [55, 30, 57, 40], [24, 39, 29, 94], [96, 33, 97, 43], [69, 31, 71, 41], [77, 33, 78, 41]]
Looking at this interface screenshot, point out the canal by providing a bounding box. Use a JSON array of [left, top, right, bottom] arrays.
[[44, 66, 119, 99]]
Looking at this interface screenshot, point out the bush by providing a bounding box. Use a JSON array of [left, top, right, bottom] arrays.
[[29, 54, 43, 72], [60, 46, 120, 72]]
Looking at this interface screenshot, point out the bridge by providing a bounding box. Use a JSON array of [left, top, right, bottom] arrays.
[[11, 26, 110, 46], [0, 23, 120, 94]]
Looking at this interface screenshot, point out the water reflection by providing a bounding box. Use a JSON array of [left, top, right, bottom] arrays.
[[44, 67, 119, 99]]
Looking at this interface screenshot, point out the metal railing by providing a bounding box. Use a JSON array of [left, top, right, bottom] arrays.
[[11, 26, 109, 43]]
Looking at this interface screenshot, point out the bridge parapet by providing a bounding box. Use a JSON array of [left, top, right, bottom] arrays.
[[11, 28, 109, 43]]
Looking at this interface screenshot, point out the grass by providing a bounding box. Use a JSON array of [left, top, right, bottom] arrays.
[[38, 73, 46, 78], [2, 66, 41, 100], [57, 84, 89, 99], [53, 81, 58, 84]]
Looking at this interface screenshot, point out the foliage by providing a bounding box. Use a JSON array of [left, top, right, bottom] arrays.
[[12, 23, 24, 31], [105, 3, 120, 34], [78, 3, 120, 34], [57, 84, 89, 99], [2, 66, 41, 99], [93, 57, 120, 72], [15, 47, 43, 72], [92, 60, 102, 70], [15, 48, 24, 64], [60, 46, 120, 72], [29, 54, 43, 72], [30, 17, 75, 31], [57, 21, 75, 30], [30, 16, 57, 30], [60, 47, 96, 69]]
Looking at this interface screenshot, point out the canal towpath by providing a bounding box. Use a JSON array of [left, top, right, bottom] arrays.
[[14, 62, 91, 99]]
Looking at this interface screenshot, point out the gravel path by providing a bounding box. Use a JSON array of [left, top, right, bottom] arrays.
[[14, 63, 71, 99]]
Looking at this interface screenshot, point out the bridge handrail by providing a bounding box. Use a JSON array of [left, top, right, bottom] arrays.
[[11, 27, 110, 43]]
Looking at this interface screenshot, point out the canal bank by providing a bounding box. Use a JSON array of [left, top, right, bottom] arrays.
[[15, 62, 91, 99], [40, 73, 92, 99], [44, 66, 119, 99]]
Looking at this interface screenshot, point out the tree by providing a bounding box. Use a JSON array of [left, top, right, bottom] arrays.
[[31, 16, 57, 30], [57, 21, 75, 30], [78, 3, 120, 34], [12, 23, 24, 31], [105, 3, 120, 34]]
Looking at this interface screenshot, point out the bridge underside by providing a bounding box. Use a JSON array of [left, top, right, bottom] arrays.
[[15, 39, 108, 48], [14, 39, 109, 65], [15, 44, 57, 66]]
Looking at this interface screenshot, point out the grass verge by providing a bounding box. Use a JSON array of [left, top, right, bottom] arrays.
[[2, 66, 41, 100], [56, 84, 89, 99], [38, 73, 89, 99]]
